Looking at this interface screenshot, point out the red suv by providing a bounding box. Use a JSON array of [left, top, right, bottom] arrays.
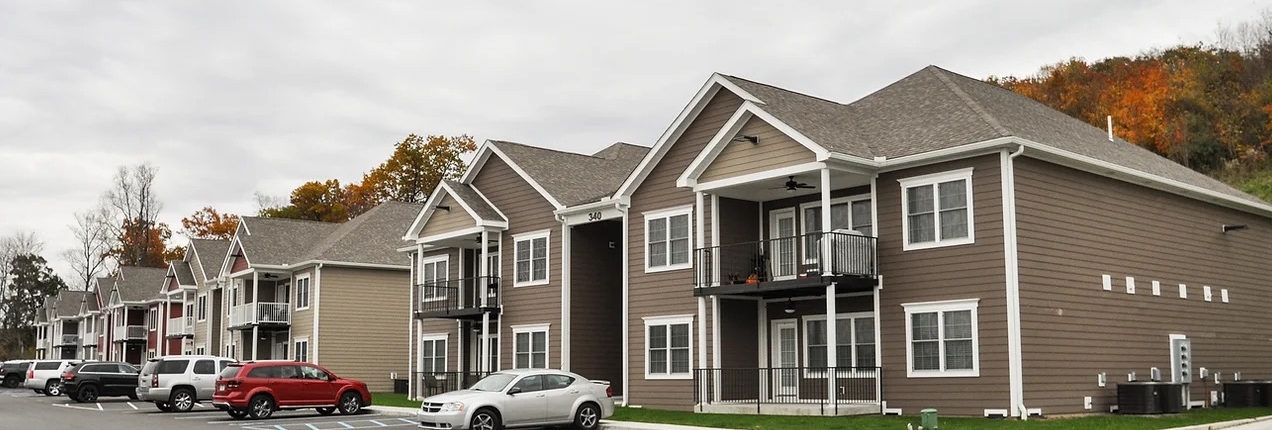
[[212, 361, 371, 420]]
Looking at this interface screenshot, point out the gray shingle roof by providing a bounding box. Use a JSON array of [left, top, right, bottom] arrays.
[[114, 266, 169, 303], [236, 217, 339, 267], [169, 260, 195, 286], [721, 66, 1263, 206], [189, 239, 230, 281], [297, 201, 422, 266], [490, 140, 650, 206], [53, 290, 88, 318], [445, 181, 505, 223]]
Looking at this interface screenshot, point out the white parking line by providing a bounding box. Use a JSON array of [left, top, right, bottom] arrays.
[[369, 420, 386, 427], [304, 424, 319, 430], [338, 423, 354, 429], [96, 402, 103, 411], [395, 418, 413, 424], [54, 403, 101, 412], [127, 402, 138, 410]]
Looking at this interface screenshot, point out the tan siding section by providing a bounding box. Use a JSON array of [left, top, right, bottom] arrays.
[[628, 90, 743, 410], [420, 194, 478, 238], [471, 156, 562, 370], [1014, 157, 1272, 415], [877, 155, 1008, 416], [699, 117, 816, 183], [289, 268, 316, 344], [317, 267, 411, 393]]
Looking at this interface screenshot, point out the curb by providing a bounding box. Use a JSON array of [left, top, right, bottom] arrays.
[[601, 420, 725, 430], [367, 405, 419, 417], [1165, 415, 1272, 430]]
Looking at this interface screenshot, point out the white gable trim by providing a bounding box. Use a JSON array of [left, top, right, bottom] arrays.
[[469, 185, 510, 225], [218, 237, 250, 279], [404, 184, 507, 242], [616, 74, 763, 198], [676, 102, 829, 187], [440, 182, 507, 228], [404, 183, 449, 240], [459, 141, 565, 210]]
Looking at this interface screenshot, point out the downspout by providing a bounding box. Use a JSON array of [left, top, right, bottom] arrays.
[[313, 263, 323, 363], [408, 248, 416, 400], [618, 202, 631, 407], [1002, 145, 1027, 419], [558, 215, 571, 371]]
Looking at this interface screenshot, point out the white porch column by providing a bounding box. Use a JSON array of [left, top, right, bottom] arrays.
[[561, 222, 571, 371], [408, 248, 417, 399], [480, 230, 491, 373], [619, 205, 631, 406], [162, 296, 169, 356], [821, 167, 838, 404], [695, 191, 707, 376], [251, 271, 259, 361]]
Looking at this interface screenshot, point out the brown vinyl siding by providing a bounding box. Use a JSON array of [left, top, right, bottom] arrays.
[[699, 117, 816, 183], [568, 221, 624, 390], [1013, 157, 1272, 415], [289, 268, 316, 345], [471, 155, 562, 370], [876, 154, 1008, 416], [420, 194, 478, 238], [317, 266, 411, 393], [628, 90, 743, 410]]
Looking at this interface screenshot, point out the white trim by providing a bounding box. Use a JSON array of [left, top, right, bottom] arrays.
[[512, 230, 551, 287], [293, 336, 310, 363], [693, 162, 826, 193], [440, 181, 506, 226], [195, 294, 207, 322], [798, 194, 873, 261], [898, 167, 976, 251], [404, 183, 448, 240], [510, 323, 551, 369], [419, 333, 449, 373], [643, 314, 694, 380], [312, 264, 322, 363], [414, 226, 486, 247], [560, 221, 571, 372], [619, 204, 631, 406], [294, 274, 312, 310], [902, 298, 980, 378], [800, 312, 877, 378], [460, 142, 565, 209], [678, 106, 753, 187], [418, 254, 451, 302], [643, 206, 694, 273], [1001, 146, 1026, 417], [469, 185, 510, 225], [768, 207, 797, 281]]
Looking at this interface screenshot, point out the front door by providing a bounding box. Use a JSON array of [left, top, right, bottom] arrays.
[[769, 209, 797, 280], [770, 319, 798, 398], [273, 333, 288, 359]]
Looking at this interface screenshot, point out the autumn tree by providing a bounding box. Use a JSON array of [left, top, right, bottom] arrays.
[[60, 207, 114, 291], [103, 163, 169, 268], [181, 206, 241, 240], [360, 134, 477, 207], [260, 179, 350, 222]]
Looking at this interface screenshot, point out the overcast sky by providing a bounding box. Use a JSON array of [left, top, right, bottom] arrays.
[[2, 0, 1268, 282]]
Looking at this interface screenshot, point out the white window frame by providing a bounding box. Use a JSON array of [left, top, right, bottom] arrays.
[[642, 314, 693, 380], [294, 337, 310, 363], [196, 294, 208, 322], [512, 230, 551, 287], [148, 310, 157, 331], [898, 168, 975, 251], [419, 255, 450, 301], [511, 323, 550, 369], [148, 349, 156, 359], [420, 334, 448, 373], [902, 298, 980, 378], [799, 195, 874, 262], [295, 274, 311, 310], [195, 345, 206, 356], [801, 312, 877, 378], [643, 206, 694, 273]]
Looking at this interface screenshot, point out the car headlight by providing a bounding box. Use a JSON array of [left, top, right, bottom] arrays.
[[440, 402, 465, 412]]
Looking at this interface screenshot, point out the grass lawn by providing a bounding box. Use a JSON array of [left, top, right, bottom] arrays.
[[611, 406, 1272, 430], [370, 392, 419, 408]]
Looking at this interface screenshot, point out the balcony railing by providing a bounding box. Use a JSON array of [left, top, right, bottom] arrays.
[[57, 334, 79, 346], [694, 366, 882, 414], [167, 317, 192, 337], [413, 371, 491, 399], [112, 325, 145, 342], [229, 302, 291, 327], [414, 277, 501, 318], [694, 231, 876, 288]]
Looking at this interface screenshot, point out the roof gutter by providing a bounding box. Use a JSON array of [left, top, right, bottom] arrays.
[[283, 260, 410, 271], [553, 196, 631, 216]]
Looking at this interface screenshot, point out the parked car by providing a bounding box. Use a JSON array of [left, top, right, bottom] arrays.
[[212, 360, 372, 420], [23, 359, 79, 396], [416, 369, 613, 430], [136, 355, 235, 412], [62, 361, 140, 402], [1, 360, 31, 388]]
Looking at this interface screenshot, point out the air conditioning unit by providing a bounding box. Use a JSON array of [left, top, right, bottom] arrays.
[[1118, 382, 1163, 414], [1223, 381, 1271, 408]]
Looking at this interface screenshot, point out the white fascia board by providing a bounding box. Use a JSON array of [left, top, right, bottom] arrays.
[[468, 185, 510, 224], [403, 184, 449, 241], [677, 106, 754, 187]]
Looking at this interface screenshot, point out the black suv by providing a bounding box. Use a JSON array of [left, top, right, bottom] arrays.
[[1, 360, 31, 388], [62, 362, 140, 402]]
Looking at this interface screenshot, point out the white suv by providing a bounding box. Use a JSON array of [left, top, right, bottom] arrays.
[[136, 355, 235, 412], [23, 359, 79, 396]]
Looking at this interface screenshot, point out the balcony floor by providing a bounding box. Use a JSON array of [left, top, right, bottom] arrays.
[[694, 275, 875, 298], [414, 307, 499, 320], [227, 322, 290, 331]]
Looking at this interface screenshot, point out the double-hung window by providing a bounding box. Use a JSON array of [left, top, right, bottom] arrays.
[[512, 324, 549, 369], [295, 275, 311, 310], [196, 294, 208, 322], [514, 231, 549, 286], [645, 207, 692, 272], [899, 168, 974, 250], [420, 335, 447, 373], [801, 197, 873, 263], [419, 256, 449, 300], [294, 338, 309, 363], [803, 314, 876, 377], [903, 298, 979, 377], [644, 315, 692, 379]]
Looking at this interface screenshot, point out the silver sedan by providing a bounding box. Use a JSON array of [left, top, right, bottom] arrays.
[[417, 369, 614, 430]]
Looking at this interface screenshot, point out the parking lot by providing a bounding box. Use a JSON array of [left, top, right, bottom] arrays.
[[0, 387, 417, 430]]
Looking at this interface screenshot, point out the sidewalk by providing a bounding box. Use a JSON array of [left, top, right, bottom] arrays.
[[366, 405, 723, 430], [1166, 415, 1272, 430]]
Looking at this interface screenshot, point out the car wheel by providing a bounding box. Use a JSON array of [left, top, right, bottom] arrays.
[[337, 392, 361, 415], [3, 376, 18, 388], [249, 395, 275, 419], [169, 388, 195, 412], [469, 408, 500, 430], [44, 380, 61, 396], [155, 402, 172, 412], [227, 409, 249, 420], [78, 385, 99, 403], [573, 403, 601, 430], [316, 407, 336, 416]]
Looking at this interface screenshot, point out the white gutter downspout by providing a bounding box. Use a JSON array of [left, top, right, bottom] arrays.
[[407, 249, 416, 400], [618, 202, 631, 407], [1002, 145, 1027, 419], [313, 263, 323, 364], [558, 216, 571, 371]]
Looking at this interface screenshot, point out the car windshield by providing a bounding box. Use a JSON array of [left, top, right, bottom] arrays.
[[468, 373, 516, 392]]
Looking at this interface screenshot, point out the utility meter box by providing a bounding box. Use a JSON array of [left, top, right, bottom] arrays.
[[1171, 338, 1192, 383]]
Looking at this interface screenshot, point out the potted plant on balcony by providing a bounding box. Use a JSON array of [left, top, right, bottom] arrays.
[[746, 272, 760, 284]]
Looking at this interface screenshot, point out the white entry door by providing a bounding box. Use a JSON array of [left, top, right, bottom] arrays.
[[770, 319, 799, 398], [769, 209, 797, 280]]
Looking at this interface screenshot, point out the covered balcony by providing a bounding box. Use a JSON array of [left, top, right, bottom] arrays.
[[166, 316, 194, 338], [228, 302, 290, 329], [414, 276, 501, 320], [56, 334, 79, 347], [694, 231, 876, 297], [694, 366, 882, 415], [112, 325, 145, 342]]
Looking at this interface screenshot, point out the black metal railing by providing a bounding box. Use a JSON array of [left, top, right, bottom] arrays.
[[694, 232, 876, 288], [694, 366, 882, 414], [413, 371, 492, 398], [415, 277, 501, 316]]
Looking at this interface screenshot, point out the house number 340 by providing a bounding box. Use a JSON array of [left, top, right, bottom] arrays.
[[587, 211, 603, 221]]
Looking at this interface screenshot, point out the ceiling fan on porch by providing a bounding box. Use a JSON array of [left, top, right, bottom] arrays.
[[774, 176, 815, 191]]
